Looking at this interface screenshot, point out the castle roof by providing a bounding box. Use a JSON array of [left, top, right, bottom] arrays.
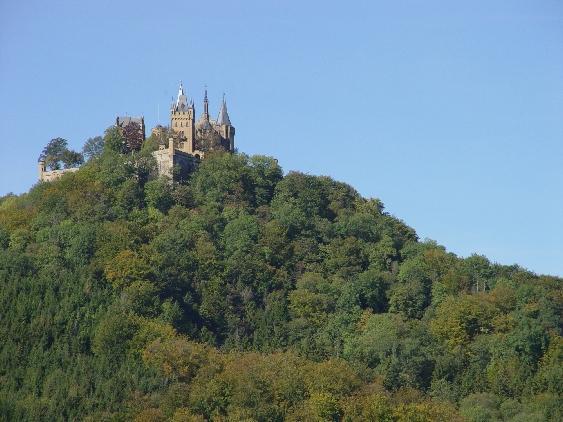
[[116, 116, 144, 127], [196, 114, 213, 130], [217, 97, 231, 126], [174, 82, 190, 111]]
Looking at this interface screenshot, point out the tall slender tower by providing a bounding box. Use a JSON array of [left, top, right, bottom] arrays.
[[203, 88, 209, 120], [196, 88, 213, 129]]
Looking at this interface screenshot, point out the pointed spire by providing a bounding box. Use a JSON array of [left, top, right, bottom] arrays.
[[196, 86, 212, 130], [203, 86, 209, 117], [217, 94, 231, 126], [175, 81, 188, 110]]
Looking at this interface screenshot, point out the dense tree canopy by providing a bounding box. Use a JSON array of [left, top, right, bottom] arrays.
[[0, 132, 561, 421]]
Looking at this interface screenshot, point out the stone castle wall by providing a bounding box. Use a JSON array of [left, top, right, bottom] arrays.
[[153, 139, 197, 180], [38, 165, 79, 182]]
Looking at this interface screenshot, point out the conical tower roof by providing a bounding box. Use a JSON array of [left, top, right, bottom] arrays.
[[217, 95, 231, 126], [175, 82, 188, 110]]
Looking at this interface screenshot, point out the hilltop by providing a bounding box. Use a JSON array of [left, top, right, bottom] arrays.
[[0, 130, 561, 421]]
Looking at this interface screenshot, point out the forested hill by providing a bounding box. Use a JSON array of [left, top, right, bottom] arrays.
[[0, 132, 561, 421]]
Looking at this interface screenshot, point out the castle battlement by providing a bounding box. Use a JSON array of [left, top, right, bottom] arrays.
[[38, 159, 79, 182]]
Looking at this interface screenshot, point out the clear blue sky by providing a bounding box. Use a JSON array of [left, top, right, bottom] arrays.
[[1, 1, 562, 276]]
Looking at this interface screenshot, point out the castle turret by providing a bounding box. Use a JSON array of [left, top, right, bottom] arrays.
[[217, 95, 231, 126], [217, 96, 235, 151], [38, 158, 46, 181]]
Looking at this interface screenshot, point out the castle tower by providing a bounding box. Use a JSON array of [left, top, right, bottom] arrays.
[[217, 95, 235, 151], [170, 82, 195, 153], [38, 158, 46, 181]]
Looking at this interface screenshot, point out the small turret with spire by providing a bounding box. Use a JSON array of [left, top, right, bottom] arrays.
[[216, 94, 234, 151], [217, 94, 231, 126]]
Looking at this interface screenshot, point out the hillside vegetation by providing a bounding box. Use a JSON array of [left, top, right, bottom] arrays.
[[0, 130, 561, 421]]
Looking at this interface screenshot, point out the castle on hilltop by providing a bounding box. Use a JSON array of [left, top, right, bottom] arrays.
[[38, 82, 235, 182], [152, 82, 235, 178], [170, 82, 234, 155]]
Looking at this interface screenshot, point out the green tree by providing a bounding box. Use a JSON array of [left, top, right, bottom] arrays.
[[103, 126, 126, 154], [430, 294, 497, 351], [92, 308, 138, 361], [354, 268, 391, 312], [82, 135, 104, 160], [145, 178, 174, 213], [248, 155, 283, 206], [104, 249, 152, 289], [459, 393, 502, 422], [40, 137, 83, 170]]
